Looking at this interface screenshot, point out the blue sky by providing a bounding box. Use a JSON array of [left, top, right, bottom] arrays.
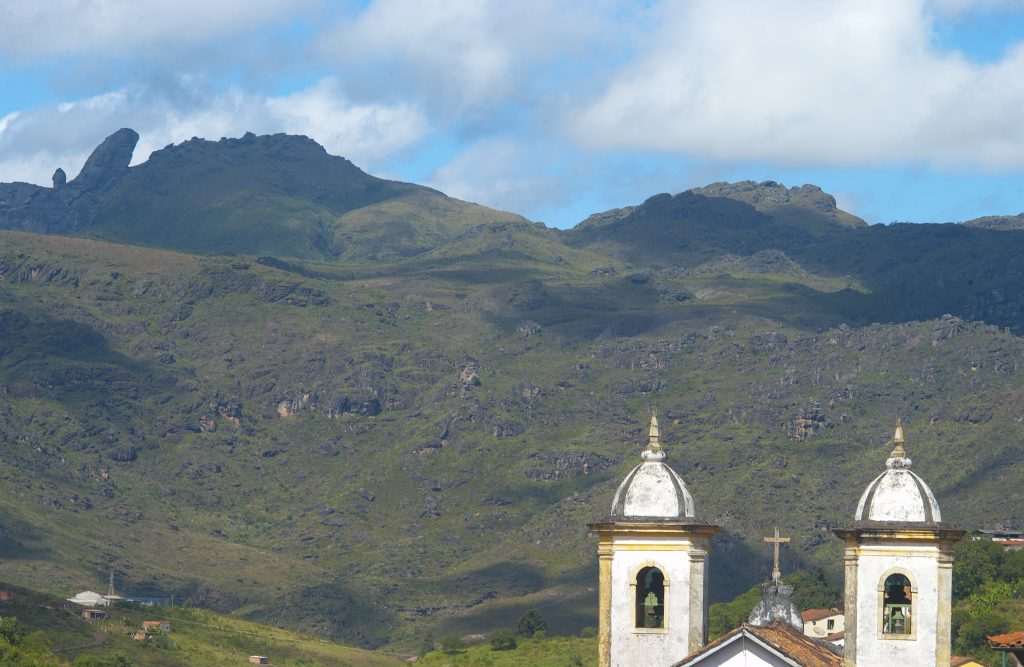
[[2, 0, 1024, 228]]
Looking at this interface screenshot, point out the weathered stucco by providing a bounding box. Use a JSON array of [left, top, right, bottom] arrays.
[[611, 461, 696, 519], [607, 531, 712, 667], [855, 467, 941, 523], [837, 529, 961, 667]]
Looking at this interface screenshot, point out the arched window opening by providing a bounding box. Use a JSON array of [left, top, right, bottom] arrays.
[[882, 573, 912, 635], [635, 566, 665, 629]]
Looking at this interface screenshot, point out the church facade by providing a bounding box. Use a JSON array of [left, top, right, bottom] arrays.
[[590, 417, 963, 667]]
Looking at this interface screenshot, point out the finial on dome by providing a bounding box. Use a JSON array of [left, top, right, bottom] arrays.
[[642, 411, 666, 462], [886, 419, 911, 469]]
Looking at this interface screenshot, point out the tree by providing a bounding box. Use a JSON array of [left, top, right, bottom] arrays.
[[0, 617, 24, 646], [490, 629, 517, 650], [788, 568, 842, 610], [419, 630, 434, 656], [517, 609, 548, 637], [440, 635, 465, 655], [953, 608, 1009, 657], [952, 539, 1003, 600]]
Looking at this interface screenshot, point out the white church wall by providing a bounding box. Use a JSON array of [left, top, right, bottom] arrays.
[[609, 534, 701, 667], [854, 543, 940, 667]]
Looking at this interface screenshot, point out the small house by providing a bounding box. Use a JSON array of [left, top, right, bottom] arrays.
[[0, 590, 14, 602], [142, 620, 171, 633], [800, 607, 844, 641], [81, 608, 108, 621], [68, 591, 110, 607], [248, 656, 269, 664]]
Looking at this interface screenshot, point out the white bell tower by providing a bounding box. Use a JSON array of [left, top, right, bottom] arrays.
[[834, 421, 964, 667], [589, 414, 718, 667]]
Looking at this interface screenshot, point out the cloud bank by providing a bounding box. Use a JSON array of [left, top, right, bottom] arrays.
[[573, 0, 1024, 170]]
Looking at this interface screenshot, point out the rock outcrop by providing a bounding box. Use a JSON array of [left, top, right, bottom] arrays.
[[72, 128, 138, 191], [0, 128, 139, 233]]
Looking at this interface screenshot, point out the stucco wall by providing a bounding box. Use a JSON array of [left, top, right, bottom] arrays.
[[804, 613, 844, 638], [609, 533, 708, 667], [853, 544, 940, 667]]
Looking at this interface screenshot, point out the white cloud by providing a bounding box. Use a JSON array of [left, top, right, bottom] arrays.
[[573, 0, 1024, 170], [317, 0, 618, 112], [0, 78, 429, 186], [265, 79, 427, 162], [0, 0, 315, 59], [426, 137, 570, 213]]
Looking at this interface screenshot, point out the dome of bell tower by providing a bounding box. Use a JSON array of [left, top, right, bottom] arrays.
[[854, 421, 942, 523], [609, 413, 696, 520]]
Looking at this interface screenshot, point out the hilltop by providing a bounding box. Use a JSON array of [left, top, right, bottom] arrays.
[[1, 130, 1024, 653], [0, 129, 529, 262]]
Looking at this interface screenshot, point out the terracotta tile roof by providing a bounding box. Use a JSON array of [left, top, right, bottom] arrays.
[[824, 631, 844, 643], [674, 621, 843, 666], [801, 608, 841, 623], [989, 630, 1024, 648]]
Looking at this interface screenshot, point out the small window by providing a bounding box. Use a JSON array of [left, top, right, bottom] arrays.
[[827, 619, 835, 631], [882, 574, 912, 635], [635, 566, 665, 629]]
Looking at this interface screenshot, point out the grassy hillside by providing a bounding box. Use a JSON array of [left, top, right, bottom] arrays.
[[0, 581, 403, 666], [3, 222, 1024, 654]]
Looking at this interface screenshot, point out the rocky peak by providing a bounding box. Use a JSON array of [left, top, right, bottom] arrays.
[[72, 128, 139, 190], [52, 168, 66, 189], [692, 180, 866, 229]]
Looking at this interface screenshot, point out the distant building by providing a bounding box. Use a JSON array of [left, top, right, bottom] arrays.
[[973, 529, 1024, 550], [67, 591, 110, 607], [248, 657, 269, 665], [0, 591, 14, 602], [801, 608, 844, 641], [81, 609, 107, 621]]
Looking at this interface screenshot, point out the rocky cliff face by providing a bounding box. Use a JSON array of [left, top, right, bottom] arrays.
[[0, 128, 139, 233], [72, 128, 138, 190], [964, 213, 1024, 230], [692, 180, 867, 229]]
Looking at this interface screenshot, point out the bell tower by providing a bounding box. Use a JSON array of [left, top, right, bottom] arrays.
[[834, 421, 964, 666], [589, 414, 718, 667]]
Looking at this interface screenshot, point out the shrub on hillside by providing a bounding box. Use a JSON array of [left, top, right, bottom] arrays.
[[517, 609, 548, 637], [441, 635, 466, 655], [490, 629, 517, 650]]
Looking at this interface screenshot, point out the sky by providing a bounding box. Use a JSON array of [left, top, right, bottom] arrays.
[[3, 0, 1024, 229]]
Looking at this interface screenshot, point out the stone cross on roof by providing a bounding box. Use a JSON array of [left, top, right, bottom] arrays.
[[764, 526, 791, 584]]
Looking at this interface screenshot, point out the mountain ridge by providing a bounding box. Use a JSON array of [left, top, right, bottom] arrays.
[[1, 130, 1024, 654]]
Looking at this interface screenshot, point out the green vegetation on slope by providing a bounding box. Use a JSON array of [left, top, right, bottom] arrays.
[[3, 154, 1024, 654], [0, 582, 402, 666]]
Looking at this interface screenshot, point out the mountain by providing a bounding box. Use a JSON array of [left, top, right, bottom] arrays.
[[2, 130, 1024, 654], [963, 212, 1024, 230], [691, 180, 866, 230], [0, 129, 529, 263]]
